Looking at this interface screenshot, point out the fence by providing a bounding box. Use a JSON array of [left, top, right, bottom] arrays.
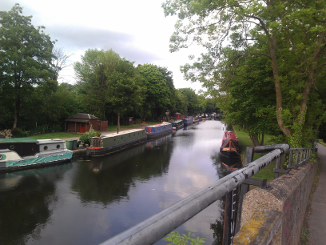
[[100, 144, 316, 245]]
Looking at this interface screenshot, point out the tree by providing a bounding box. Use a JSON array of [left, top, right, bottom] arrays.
[[74, 49, 145, 128], [175, 89, 188, 115], [137, 64, 173, 120], [0, 4, 57, 129], [163, 0, 326, 146], [178, 88, 199, 115]]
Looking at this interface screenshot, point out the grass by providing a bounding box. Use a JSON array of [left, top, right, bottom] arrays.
[[317, 139, 326, 147], [233, 125, 276, 182]]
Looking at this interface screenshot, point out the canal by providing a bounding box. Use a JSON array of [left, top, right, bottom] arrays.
[[0, 121, 233, 245]]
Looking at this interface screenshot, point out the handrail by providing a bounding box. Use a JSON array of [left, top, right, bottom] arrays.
[[100, 144, 290, 245]]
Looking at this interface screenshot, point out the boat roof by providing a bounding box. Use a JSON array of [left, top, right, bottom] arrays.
[[0, 138, 38, 143], [37, 139, 65, 144], [146, 122, 171, 127], [102, 129, 144, 138]]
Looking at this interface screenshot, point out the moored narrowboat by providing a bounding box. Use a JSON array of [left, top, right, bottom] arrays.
[[220, 131, 240, 158], [0, 138, 73, 172], [86, 129, 147, 157], [172, 120, 184, 131], [182, 116, 193, 127], [145, 122, 173, 139]]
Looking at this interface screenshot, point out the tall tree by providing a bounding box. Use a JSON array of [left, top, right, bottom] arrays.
[[0, 4, 57, 129], [178, 88, 199, 115], [137, 64, 173, 120], [163, 0, 326, 146], [74, 49, 145, 128]]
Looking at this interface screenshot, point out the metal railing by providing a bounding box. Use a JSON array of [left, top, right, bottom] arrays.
[[100, 143, 316, 245]]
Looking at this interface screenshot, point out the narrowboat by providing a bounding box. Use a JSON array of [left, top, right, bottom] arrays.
[[86, 129, 147, 157], [0, 138, 73, 172], [145, 122, 173, 139], [220, 131, 240, 158], [182, 116, 193, 127], [172, 120, 184, 131]]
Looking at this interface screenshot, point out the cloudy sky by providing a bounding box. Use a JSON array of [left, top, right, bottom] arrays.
[[1, 0, 204, 92]]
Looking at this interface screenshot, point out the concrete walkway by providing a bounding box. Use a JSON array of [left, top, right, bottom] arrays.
[[308, 143, 326, 244]]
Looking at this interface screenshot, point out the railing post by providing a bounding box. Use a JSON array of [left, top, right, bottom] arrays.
[[274, 157, 281, 179], [244, 147, 254, 166], [295, 150, 299, 165], [288, 150, 293, 168]]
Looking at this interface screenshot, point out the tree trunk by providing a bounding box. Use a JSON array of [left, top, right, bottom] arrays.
[[269, 36, 292, 137], [249, 132, 260, 147], [260, 132, 264, 146], [117, 111, 120, 131], [13, 94, 20, 129]]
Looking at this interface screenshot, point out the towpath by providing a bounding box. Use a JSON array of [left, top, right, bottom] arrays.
[[308, 143, 326, 244]]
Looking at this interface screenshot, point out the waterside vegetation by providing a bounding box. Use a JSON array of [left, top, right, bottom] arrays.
[[0, 4, 216, 136]]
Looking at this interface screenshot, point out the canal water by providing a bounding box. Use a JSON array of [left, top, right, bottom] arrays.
[[0, 121, 235, 245]]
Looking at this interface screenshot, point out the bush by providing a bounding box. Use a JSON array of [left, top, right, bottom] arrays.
[[79, 129, 99, 145], [11, 128, 23, 137]]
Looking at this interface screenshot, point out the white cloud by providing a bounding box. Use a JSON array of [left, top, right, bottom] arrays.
[[1, 0, 205, 91]]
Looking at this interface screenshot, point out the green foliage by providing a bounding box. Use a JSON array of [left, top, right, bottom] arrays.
[[74, 49, 145, 125], [164, 231, 206, 245], [11, 128, 31, 138], [79, 130, 99, 145], [178, 88, 200, 115], [137, 64, 173, 120], [0, 4, 57, 129], [162, 0, 326, 146]]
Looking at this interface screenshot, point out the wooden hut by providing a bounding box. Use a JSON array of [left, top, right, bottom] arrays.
[[65, 113, 108, 133]]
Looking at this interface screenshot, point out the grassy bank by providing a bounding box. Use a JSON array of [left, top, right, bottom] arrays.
[[233, 126, 276, 182]]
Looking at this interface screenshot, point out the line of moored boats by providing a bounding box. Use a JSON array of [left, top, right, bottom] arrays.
[[0, 117, 202, 172], [0, 119, 241, 172]]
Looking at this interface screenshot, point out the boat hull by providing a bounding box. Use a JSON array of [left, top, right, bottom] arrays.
[[0, 150, 73, 172], [145, 122, 173, 139], [146, 129, 173, 139], [86, 136, 147, 157]]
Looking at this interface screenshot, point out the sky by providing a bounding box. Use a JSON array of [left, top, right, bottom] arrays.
[[1, 0, 204, 92]]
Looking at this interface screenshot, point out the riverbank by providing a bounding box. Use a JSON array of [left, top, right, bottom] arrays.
[[232, 126, 276, 182]]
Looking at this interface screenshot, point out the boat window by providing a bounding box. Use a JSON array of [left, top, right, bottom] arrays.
[[56, 145, 60, 149], [44, 146, 48, 150], [10, 145, 15, 150]]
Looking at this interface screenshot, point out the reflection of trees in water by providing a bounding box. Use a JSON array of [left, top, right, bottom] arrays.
[[0, 164, 71, 245], [71, 136, 174, 206], [209, 199, 225, 245]]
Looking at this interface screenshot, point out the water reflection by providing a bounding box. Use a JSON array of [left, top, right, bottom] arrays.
[[0, 164, 72, 245], [71, 134, 174, 206], [0, 121, 232, 245]]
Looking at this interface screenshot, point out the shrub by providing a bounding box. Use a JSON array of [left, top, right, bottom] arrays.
[[11, 128, 23, 137], [79, 129, 98, 145]]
